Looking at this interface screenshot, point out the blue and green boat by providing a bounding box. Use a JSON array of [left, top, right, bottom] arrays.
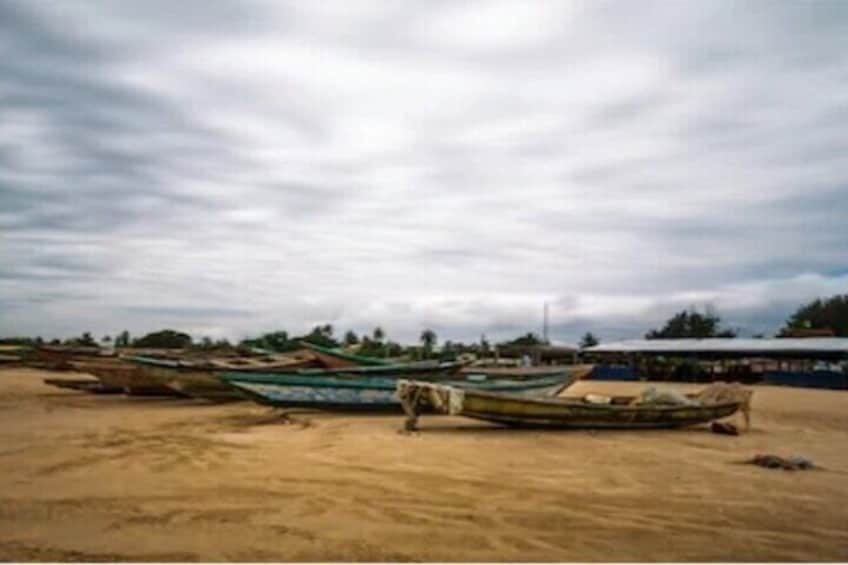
[[218, 366, 575, 410]]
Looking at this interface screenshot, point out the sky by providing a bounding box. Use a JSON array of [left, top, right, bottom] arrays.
[[1, 0, 847, 345]]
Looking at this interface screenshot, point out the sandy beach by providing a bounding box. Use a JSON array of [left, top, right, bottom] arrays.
[[1, 368, 847, 562]]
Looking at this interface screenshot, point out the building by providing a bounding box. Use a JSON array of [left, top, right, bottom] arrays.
[[581, 338, 848, 388]]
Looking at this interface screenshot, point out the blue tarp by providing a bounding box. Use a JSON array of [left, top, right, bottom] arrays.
[[763, 370, 847, 390], [589, 365, 638, 381]]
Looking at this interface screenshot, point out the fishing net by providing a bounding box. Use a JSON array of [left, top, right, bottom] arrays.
[[635, 386, 696, 406]]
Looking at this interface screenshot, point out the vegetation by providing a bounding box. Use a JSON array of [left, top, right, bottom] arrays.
[[500, 332, 547, 347], [298, 325, 339, 349], [579, 332, 599, 348], [0, 336, 43, 346], [0, 326, 571, 360], [240, 330, 290, 351], [193, 337, 233, 351], [780, 294, 848, 337], [115, 330, 131, 347], [238, 326, 339, 352], [343, 330, 359, 346], [132, 329, 193, 349], [59, 332, 98, 346], [420, 329, 437, 358], [21, 295, 847, 357], [645, 308, 736, 339]]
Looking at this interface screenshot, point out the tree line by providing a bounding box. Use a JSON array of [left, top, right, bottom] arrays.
[[3, 293, 847, 353], [579, 293, 848, 347]]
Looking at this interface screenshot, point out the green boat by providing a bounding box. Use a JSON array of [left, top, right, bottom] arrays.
[[298, 342, 393, 367], [397, 381, 750, 430], [218, 366, 574, 411]]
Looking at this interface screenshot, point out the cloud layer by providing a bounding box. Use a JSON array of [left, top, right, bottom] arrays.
[[2, 1, 847, 344]]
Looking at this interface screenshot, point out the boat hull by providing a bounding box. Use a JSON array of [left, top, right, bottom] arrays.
[[222, 372, 573, 411], [299, 342, 392, 367], [397, 381, 744, 429], [125, 356, 328, 402], [70, 360, 182, 396], [43, 378, 123, 394], [164, 371, 245, 402]]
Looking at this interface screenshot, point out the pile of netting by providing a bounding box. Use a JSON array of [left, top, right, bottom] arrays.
[[747, 454, 816, 471], [633, 382, 752, 429]]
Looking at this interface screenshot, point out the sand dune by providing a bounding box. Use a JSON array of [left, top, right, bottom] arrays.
[[1, 368, 847, 561]]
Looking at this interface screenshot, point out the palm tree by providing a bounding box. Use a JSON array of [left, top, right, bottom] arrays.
[[420, 329, 437, 358], [373, 327, 386, 356], [343, 330, 359, 346], [579, 332, 599, 348]]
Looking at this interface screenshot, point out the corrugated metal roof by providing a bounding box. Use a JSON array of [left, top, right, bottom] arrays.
[[584, 338, 848, 354]]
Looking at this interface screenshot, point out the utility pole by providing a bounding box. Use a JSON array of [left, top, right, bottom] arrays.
[[543, 302, 549, 344]]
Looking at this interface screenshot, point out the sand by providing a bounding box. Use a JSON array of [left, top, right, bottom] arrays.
[[1, 368, 847, 562]]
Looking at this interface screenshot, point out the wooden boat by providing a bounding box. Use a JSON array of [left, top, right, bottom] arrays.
[[43, 377, 123, 394], [219, 366, 574, 411], [124, 353, 322, 402], [0, 353, 23, 366], [460, 364, 595, 380], [68, 359, 182, 396], [396, 381, 750, 430], [298, 342, 392, 368], [28, 345, 113, 371]]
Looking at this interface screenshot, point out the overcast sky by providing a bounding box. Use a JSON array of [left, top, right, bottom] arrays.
[[2, 1, 847, 345]]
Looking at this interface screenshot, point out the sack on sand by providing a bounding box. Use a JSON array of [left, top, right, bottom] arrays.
[[635, 386, 696, 406], [748, 454, 815, 471]]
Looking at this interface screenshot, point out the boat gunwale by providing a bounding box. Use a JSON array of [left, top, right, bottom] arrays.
[[298, 341, 394, 366], [126, 354, 461, 375], [457, 409, 739, 428], [218, 372, 571, 391]]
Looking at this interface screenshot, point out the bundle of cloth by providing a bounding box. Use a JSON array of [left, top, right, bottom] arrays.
[[635, 387, 696, 406], [748, 454, 815, 471], [633, 382, 753, 429]]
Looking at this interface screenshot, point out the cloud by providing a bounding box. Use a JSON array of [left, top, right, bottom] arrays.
[[1, 0, 847, 343]]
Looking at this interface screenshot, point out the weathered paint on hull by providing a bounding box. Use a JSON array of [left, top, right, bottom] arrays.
[[166, 376, 245, 402], [459, 401, 740, 428], [43, 378, 123, 394], [399, 382, 742, 429], [225, 373, 571, 410], [74, 363, 180, 397], [139, 365, 244, 401], [67, 358, 184, 396], [72, 363, 134, 390], [121, 366, 185, 397], [232, 381, 401, 410]]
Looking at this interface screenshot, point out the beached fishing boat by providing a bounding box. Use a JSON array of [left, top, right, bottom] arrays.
[[125, 353, 322, 401], [69, 359, 181, 396], [460, 364, 595, 380], [299, 342, 393, 368], [29, 345, 112, 371], [43, 378, 123, 394], [219, 366, 574, 410], [396, 381, 750, 430]]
